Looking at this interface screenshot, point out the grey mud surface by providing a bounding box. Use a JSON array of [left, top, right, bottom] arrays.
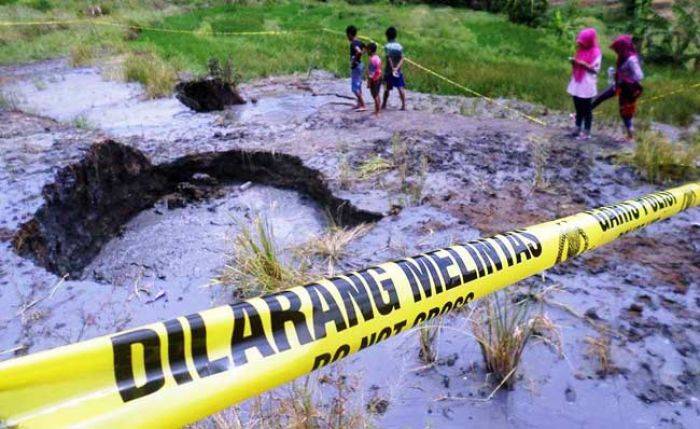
[[1, 60, 698, 428]]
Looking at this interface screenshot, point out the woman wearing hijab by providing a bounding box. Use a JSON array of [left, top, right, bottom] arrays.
[[592, 35, 644, 141], [566, 28, 602, 140]]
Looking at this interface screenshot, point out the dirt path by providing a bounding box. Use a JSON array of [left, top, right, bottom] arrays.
[[0, 60, 698, 428]]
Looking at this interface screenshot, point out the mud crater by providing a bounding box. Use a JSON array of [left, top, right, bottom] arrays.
[[12, 140, 381, 277]]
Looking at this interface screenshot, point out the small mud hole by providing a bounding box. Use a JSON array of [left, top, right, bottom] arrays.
[[13, 140, 381, 277]]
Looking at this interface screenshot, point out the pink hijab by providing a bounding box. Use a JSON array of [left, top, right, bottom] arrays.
[[573, 28, 600, 82]]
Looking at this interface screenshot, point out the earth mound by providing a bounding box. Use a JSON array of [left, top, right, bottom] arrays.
[[175, 78, 246, 112]]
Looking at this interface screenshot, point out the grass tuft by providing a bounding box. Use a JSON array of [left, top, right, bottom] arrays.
[[69, 42, 95, 67], [191, 369, 376, 429], [627, 129, 699, 184], [0, 89, 19, 110], [391, 133, 408, 184], [216, 216, 303, 298], [298, 221, 371, 275], [471, 291, 561, 390], [72, 115, 91, 129], [530, 135, 550, 190], [417, 318, 442, 364], [585, 334, 614, 378], [356, 155, 393, 180], [123, 50, 178, 98]]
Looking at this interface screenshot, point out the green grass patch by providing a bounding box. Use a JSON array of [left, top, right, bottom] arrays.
[[123, 49, 178, 98], [624, 129, 699, 184], [1, 1, 698, 125]]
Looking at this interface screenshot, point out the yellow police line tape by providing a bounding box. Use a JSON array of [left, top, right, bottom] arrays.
[[0, 183, 698, 428], [640, 82, 700, 104]]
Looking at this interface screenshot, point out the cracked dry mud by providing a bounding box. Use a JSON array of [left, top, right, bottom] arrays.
[[0, 60, 698, 428]]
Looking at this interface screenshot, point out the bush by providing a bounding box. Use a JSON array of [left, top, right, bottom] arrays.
[[28, 0, 51, 12], [647, 0, 699, 69], [207, 56, 241, 87], [506, 0, 549, 27], [628, 0, 699, 69], [546, 0, 587, 40]]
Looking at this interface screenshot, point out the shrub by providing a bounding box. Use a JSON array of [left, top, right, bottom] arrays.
[[627, 0, 699, 69], [646, 0, 699, 69], [547, 0, 586, 41], [28, 0, 51, 12], [506, 0, 549, 27], [123, 51, 178, 98], [207, 56, 241, 87]]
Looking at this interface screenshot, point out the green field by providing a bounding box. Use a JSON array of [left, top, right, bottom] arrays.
[[1, 0, 698, 125]]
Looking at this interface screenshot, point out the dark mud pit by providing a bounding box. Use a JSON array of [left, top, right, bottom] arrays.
[[12, 140, 378, 277], [1, 60, 698, 428]]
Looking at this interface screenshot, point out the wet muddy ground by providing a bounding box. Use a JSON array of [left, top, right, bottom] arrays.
[[1, 60, 698, 428]]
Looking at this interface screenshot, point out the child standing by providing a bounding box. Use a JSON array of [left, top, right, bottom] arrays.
[[566, 28, 602, 140], [592, 35, 644, 141], [366, 43, 382, 116], [346, 25, 366, 112], [382, 26, 406, 111]]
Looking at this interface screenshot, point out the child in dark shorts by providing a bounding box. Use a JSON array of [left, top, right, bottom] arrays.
[[366, 42, 382, 116], [382, 26, 406, 111], [346, 25, 366, 111]]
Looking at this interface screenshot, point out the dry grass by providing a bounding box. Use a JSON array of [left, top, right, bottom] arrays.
[[69, 42, 95, 67], [628, 129, 699, 183], [403, 154, 428, 206], [391, 133, 408, 184], [356, 155, 393, 180], [0, 89, 19, 110], [389, 133, 429, 206], [215, 216, 303, 298], [191, 370, 376, 429], [298, 222, 372, 275], [417, 318, 443, 364], [337, 155, 352, 189], [529, 135, 550, 190], [471, 292, 561, 389], [585, 334, 614, 377], [123, 50, 178, 98]]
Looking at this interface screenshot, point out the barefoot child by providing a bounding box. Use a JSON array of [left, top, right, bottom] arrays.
[[566, 28, 601, 140], [592, 35, 644, 141], [346, 25, 366, 111], [366, 43, 382, 116], [382, 26, 406, 111]]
